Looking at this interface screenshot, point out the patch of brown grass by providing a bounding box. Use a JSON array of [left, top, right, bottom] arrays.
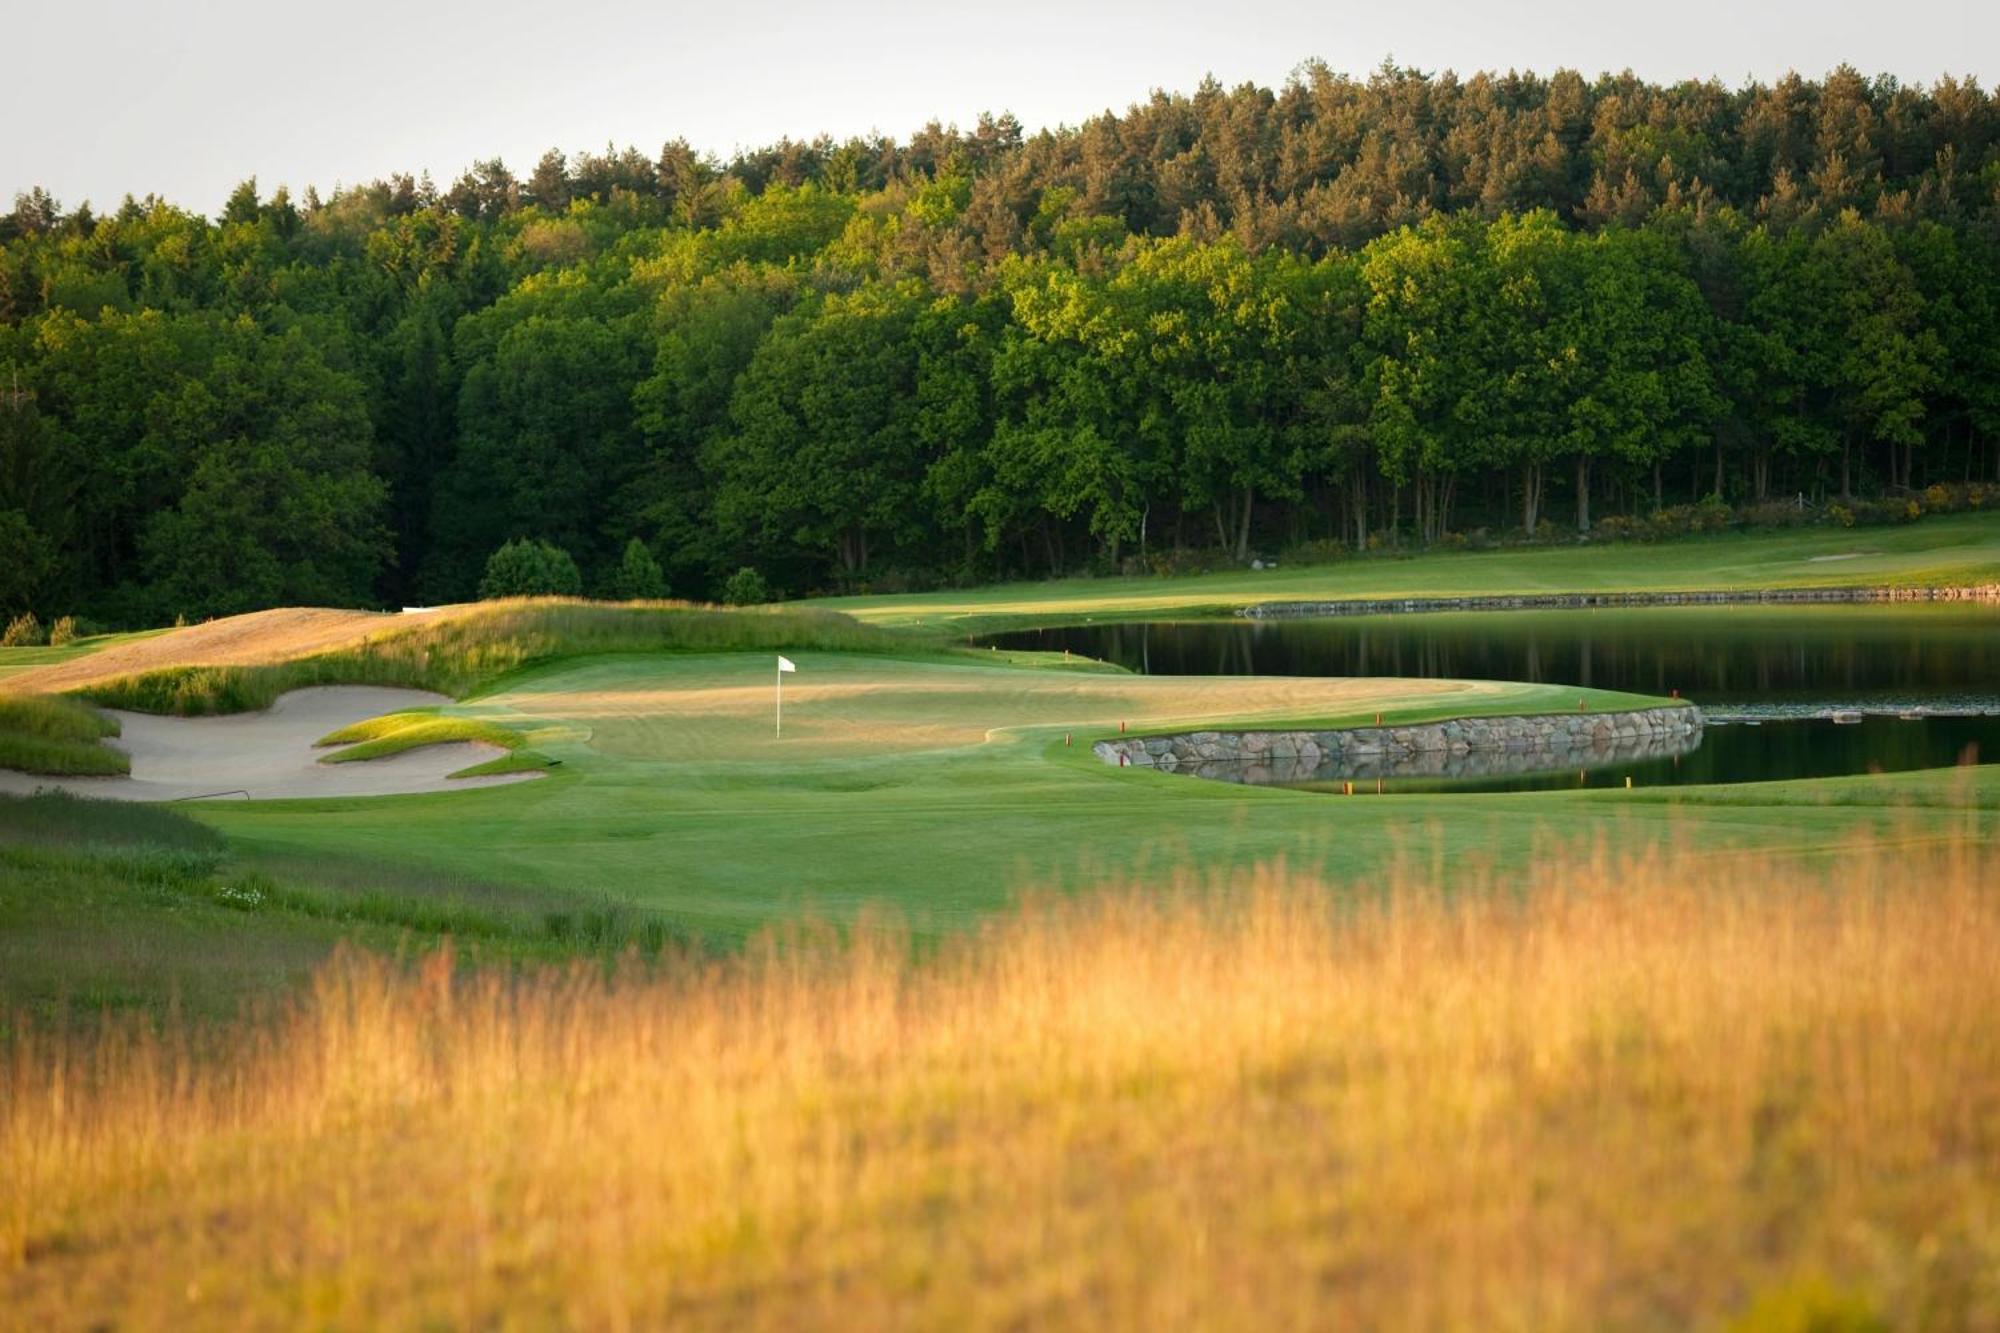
[[5, 837, 1999, 1328]]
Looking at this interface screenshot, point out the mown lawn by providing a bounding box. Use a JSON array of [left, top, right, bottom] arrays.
[[818, 510, 2000, 631], [194, 650, 2000, 942]]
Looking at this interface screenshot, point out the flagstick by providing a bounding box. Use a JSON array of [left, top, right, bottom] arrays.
[[776, 659, 783, 739]]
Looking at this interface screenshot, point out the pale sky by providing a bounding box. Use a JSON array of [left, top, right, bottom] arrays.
[[7, 0, 1994, 216]]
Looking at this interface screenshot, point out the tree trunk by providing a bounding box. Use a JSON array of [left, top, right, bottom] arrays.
[[1713, 440, 1724, 500], [1522, 462, 1542, 533], [1652, 460, 1663, 513], [1840, 435, 1852, 501], [1575, 454, 1592, 533], [1351, 474, 1368, 551], [1235, 486, 1254, 562]]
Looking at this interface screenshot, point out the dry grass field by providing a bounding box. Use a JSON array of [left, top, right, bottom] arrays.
[[6, 833, 1997, 1330], [0, 608, 449, 694]]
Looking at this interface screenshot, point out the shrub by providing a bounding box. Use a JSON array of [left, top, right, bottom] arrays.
[[721, 567, 770, 606], [1130, 548, 1219, 578], [47, 615, 79, 647], [479, 539, 584, 600], [606, 538, 667, 600], [1734, 501, 1812, 529], [2, 612, 43, 647], [1589, 515, 1644, 541], [1841, 498, 1922, 526], [1274, 539, 1349, 568]]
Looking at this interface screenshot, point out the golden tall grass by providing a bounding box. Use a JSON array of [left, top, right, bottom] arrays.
[[6, 838, 2000, 1330]]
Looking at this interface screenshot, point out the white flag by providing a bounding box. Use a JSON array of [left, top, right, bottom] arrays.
[[777, 655, 797, 673]]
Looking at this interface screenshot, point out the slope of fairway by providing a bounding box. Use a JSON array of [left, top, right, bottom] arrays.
[[195, 651, 1999, 941], [819, 511, 2000, 631]]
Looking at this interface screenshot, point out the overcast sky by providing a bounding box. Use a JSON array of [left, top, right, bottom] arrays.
[[7, 0, 1994, 216]]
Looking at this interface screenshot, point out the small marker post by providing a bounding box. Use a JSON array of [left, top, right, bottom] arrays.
[[1625, 775, 1633, 789], [1064, 732, 1072, 747]]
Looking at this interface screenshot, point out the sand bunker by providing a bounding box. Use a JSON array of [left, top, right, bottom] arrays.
[[0, 686, 543, 802]]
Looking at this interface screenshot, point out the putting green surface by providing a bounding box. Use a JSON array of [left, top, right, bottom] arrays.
[[818, 512, 2000, 631], [195, 651, 2000, 941]]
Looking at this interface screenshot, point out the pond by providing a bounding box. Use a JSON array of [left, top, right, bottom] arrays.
[[990, 605, 2000, 792]]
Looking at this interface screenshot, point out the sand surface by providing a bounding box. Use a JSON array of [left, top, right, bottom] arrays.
[[0, 686, 543, 802]]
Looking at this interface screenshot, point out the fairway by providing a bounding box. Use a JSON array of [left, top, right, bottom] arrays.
[[818, 511, 2000, 631], [194, 650, 2000, 940]]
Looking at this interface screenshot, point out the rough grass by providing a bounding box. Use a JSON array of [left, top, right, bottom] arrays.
[[316, 712, 528, 761], [315, 711, 553, 780], [0, 693, 127, 776], [5, 836, 1997, 1328], [0, 793, 704, 1025], [71, 600, 931, 716], [0, 790, 221, 855]]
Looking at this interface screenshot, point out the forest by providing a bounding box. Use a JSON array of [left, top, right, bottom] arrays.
[[1, 61, 1998, 621]]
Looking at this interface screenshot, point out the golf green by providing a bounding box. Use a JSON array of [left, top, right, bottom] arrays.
[[196, 650, 2000, 940]]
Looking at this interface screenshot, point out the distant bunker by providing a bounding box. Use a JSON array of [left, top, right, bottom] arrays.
[[1093, 706, 1703, 785], [0, 687, 544, 802]]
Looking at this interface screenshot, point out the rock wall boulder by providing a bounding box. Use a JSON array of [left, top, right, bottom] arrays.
[[1093, 706, 1702, 785]]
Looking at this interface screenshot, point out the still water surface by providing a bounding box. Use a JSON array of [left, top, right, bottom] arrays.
[[990, 606, 2000, 791]]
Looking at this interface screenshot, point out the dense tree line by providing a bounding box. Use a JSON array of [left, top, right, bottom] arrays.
[[2, 63, 1999, 621]]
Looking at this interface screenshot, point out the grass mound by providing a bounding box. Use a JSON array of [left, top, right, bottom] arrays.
[[0, 790, 222, 854], [6, 836, 1996, 1327], [0, 693, 128, 775], [316, 711, 549, 777], [75, 599, 928, 716]]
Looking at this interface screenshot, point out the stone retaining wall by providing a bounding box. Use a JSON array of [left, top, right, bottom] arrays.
[[1093, 705, 1702, 785], [1241, 584, 2000, 619]]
